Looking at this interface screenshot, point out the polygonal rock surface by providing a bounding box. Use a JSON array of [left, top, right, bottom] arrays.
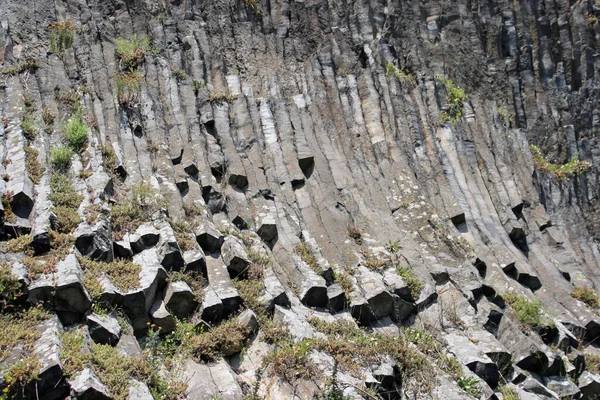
[[70, 367, 111, 400], [194, 221, 224, 253], [28, 254, 92, 324], [156, 223, 184, 271], [221, 236, 250, 278], [75, 220, 113, 262], [86, 313, 121, 346], [150, 297, 175, 334], [128, 224, 160, 253], [164, 280, 199, 319]]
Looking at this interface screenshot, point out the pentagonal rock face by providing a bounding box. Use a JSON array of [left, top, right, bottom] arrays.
[[33, 315, 70, 400], [69, 367, 112, 400], [197, 286, 223, 324], [150, 297, 175, 334], [221, 236, 250, 278], [28, 254, 92, 324], [75, 220, 113, 262], [156, 223, 184, 271], [164, 281, 199, 319], [327, 283, 346, 313], [86, 313, 121, 346], [194, 222, 224, 253], [128, 224, 160, 253], [184, 249, 207, 276], [257, 215, 277, 242]]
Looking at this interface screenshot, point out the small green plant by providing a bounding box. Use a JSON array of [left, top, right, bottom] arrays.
[[170, 67, 187, 81], [48, 174, 83, 233], [295, 243, 322, 274], [2, 234, 33, 253], [24, 146, 45, 184], [193, 80, 205, 95], [503, 293, 544, 327], [1, 59, 39, 76], [20, 115, 37, 141], [385, 240, 402, 254], [396, 266, 424, 300], [0, 262, 23, 310], [436, 76, 468, 123], [99, 144, 117, 172], [50, 146, 73, 170], [1, 356, 40, 398], [190, 319, 250, 362], [530, 145, 591, 180], [48, 20, 77, 55], [498, 385, 519, 400], [78, 257, 141, 293], [115, 35, 150, 71], [208, 91, 238, 104], [243, 0, 263, 19], [385, 61, 412, 81], [585, 353, 600, 374], [457, 376, 480, 397], [115, 71, 142, 107], [571, 286, 599, 308], [63, 110, 88, 152], [333, 271, 354, 295]]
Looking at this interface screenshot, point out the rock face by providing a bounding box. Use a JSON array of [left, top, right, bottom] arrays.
[[1, 0, 600, 398]]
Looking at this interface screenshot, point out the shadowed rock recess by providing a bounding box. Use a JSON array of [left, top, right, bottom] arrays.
[[1, 0, 600, 398]]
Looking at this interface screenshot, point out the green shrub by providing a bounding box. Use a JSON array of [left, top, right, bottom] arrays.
[[20, 115, 37, 141], [0, 307, 51, 363], [170, 67, 187, 81], [52, 206, 81, 233], [586, 353, 600, 374], [457, 376, 480, 397], [78, 257, 141, 293], [571, 286, 599, 308], [295, 243, 322, 274], [504, 293, 544, 326], [396, 266, 424, 300], [48, 20, 77, 55], [2, 234, 33, 253], [49, 174, 83, 207], [63, 111, 88, 152], [115, 71, 142, 107], [24, 146, 45, 184], [115, 35, 149, 71], [0, 262, 23, 309], [1, 59, 39, 76], [530, 145, 591, 180], [50, 146, 73, 170], [208, 91, 237, 104], [498, 385, 519, 400], [190, 319, 250, 362], [436, 76, 468, 123], [99, 144, 117, 172]]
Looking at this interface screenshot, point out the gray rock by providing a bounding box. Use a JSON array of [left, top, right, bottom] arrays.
[[128, 224, 160, 253], [28, 254, 92, 324], [259, 267, 290, 311], [196, 286, 223, 324], [70, 367, 111, 400], [205, 255, 242, 317], [221, 236, 250, 278], [578, 371, 600, 399], [164, 280, 199, 319], [237, 309, 258, 333], [184, 249, 206, 276], [114, 239, 134, 259], [128, 379, 154, 400], [33, 315, 70, 400], [327, 283, 346, 312], [86, 313, 121, 346], [543, 376, 579, 398], [183, 358, 243, 399], [75, 220, 113, 262], [194, 221, 224, 253], [256, 214, 277, 242], [156, 223, 184, 271], [150, 297, 175, 334], [445, 332, 499, 388]]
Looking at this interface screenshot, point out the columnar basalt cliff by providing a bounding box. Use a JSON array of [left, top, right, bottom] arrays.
[[0, 0, 599, 399]]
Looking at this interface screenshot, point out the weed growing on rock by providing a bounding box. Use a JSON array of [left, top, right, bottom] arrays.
[[530, 145, 591, 180], [99, 144, 117, 172], [571, 286, 599, 308], [24, 146, 45, 184], [396, 266, 424, 300], [498, 385, 519, 400], [1, 356, 40, 398], [78, 257, 141, 293], [436, 76, 467, 123], [191, 319, 250, 362], [60, 329, 88, 378], [295, 243, 322, 274], [21, 232, 74, 279], [347, 226, 362, 244], [585, 353, 600, 374], [263, 339, 316, 382], [243, 0, 262, 19], [63, 110, 88, 152], [1, 193, 16, 224], [2, 234, 33, 253], [111, 183, 164, 239], [1, 59, 39, 76], [193, 80, 205, 95], [208, 91, 238, 104], [170, 67, 187, 81], [183, 203, 205, 218], [58, 89, 81, 111], [503, 293, 546, 328], [50, 146, 73, 170], [457, 376, 480, 397], [115, 71, 142, 107], [385, 62, 412, 81], [115, 35, 150, 72], [333, 271, 354, 295], [167, 219, 197, 251], [168, 271, 205, 303], [48, 20, 77, 55], [48, 174, 83, 233], [0, 262, 23, 311], [0, 307, 51, 363], [20, 114, 37, 141]]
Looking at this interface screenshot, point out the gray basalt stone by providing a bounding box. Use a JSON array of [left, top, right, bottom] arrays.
[[194, 221, 224, 253], [164, 280, 199, 319], [70, 367, 112, 400], [86, 313, 121, 346], [75, 220, 113, 262], [221, 236, 250, 278]]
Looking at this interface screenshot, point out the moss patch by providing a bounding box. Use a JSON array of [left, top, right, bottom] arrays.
[[24, 146, 45, 184], [78, 257, 141, 293]]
